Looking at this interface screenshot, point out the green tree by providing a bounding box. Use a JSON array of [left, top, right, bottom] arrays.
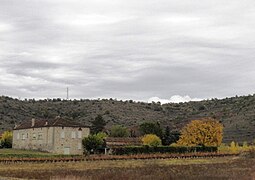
[[82, 133, 106, 154], [139, 122, 163, 138], [91, 115, 106, 134], [110, 125, 130, 137], [142, 134, 162, 147], [0, 131, 13, 148], [96, 132, 108, 140], [162, 126, 170, 145], [162, 126, 180, 145]]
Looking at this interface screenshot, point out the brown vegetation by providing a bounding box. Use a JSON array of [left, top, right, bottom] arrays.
[[0, 157, 254, 179]]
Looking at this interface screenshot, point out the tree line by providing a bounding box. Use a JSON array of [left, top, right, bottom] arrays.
[[83, 115, 223, 154]]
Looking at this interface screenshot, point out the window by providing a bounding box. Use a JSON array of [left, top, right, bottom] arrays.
[[32, 133, 36, 140], [78, 143, 82, 150], [22, 134, 26, 140], [78, 131, 82, 139], [71, 131, 76, 139], [61, 131, 65, 139], [38, 133, 43, 140], [17, 133, 20, 140]]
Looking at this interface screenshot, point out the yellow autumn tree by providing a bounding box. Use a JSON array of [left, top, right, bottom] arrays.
[[0, 130, 13, 148], [177, 118, 223, 147], [142, 134, 162, 147]]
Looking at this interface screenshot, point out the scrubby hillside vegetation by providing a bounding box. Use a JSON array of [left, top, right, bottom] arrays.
[[0, 94, 255, 143]]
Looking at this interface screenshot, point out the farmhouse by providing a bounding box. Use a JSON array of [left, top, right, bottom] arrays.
[[12, 117, 90, 155]]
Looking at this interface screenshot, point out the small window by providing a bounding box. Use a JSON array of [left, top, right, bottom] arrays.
[[22, 134, 26, 140], [61, 131, 65, 139], [78, 143, 82, 150], [32, 133, 36, 140], [17, 133, 20, 140], [38, 133, 43, 140], [78, 131, 82, 139], [71, 131, 76, 139]]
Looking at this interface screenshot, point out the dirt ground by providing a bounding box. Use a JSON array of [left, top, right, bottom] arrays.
[[0, 156, 254, 180]]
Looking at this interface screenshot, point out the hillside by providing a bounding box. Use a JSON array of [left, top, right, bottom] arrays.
[[0, 94, 255, 143]]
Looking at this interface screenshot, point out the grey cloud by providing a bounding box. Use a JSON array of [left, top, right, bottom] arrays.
[[1, 0, 255, 101]]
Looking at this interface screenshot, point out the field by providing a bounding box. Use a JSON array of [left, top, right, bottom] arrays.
[[0, 149, 80, 158], [0, 156, 254, 180], [0, 149, 50, 155], [0, 149, 254, 179]]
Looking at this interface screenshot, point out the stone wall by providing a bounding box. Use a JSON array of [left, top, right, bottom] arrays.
[[12, 127, 54, 152], [52, 127, 90, 154], [12, 127, 90, 155]]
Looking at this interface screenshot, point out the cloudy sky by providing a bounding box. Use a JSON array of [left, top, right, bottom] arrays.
[[1, 0, 255, 103]]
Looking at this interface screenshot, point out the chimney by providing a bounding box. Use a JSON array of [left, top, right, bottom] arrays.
[[14, 123, 17, 129], [32, 118, 35, 127], [45, 121, 48, 126]]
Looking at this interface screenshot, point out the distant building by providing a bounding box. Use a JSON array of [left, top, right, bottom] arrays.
[[12, 117, 90, 155], [105, 137, 142, 148], [103, 137, 142, 154]]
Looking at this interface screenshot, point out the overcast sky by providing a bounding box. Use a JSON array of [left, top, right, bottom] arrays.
[[0, 0, 255, 103]]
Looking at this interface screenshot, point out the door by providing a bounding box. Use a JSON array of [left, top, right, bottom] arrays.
[[64, 147, 70, 155]]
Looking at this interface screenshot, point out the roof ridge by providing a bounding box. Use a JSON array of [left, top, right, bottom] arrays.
[[13, 117, 88, 130]]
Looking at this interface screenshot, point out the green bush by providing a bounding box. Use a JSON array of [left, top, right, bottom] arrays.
[[139, 122, 163, 138], [110, 125, 130, 137], [82, 133, 107, 154]]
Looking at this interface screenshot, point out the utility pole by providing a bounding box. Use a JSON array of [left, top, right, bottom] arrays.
[[67, 87, 69, 100]]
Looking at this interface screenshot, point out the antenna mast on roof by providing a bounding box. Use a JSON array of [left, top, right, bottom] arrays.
[[66, 87, 69, 100]]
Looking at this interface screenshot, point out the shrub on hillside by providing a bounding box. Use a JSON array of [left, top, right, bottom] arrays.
[[110, 125, 130, 137], [139, 122, 163, 138]]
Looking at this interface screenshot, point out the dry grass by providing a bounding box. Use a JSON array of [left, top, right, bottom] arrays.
[[0, 149, 80, 159], [0, 156, 254, 180], [0, 149, 50, 155]]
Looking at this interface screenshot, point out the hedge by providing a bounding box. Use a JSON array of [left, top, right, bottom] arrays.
[[111, 146, 217, 155]]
